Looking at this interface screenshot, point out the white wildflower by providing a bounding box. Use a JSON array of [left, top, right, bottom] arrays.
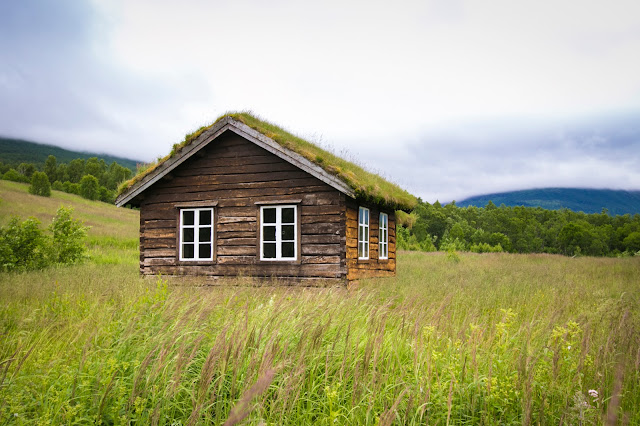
[[588, 389, 598, 399]]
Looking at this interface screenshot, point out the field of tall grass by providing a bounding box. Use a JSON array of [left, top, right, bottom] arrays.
[[1, 181, 639, 424]]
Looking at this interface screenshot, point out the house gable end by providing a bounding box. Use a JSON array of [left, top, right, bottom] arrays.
[[116, 117, 355, 207]]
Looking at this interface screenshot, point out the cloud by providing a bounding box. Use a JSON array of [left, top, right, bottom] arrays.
[[1, 0, 639, 202]]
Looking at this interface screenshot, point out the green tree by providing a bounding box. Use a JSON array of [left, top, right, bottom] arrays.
[[623, 231, 640, 252], [49, 207, 88, 264], [28, 171, 51, 197], [67, 159, 85, 183], [17, 162, 36, 178], [85, 157, 106, 179], [43, 155, 58, 182], [79, 175, 100, 200]]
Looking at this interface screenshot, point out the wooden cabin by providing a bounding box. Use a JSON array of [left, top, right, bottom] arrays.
[[115, 113, 417, 283]]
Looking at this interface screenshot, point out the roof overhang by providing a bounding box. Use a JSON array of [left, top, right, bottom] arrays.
[[115, 116, 356, 207]]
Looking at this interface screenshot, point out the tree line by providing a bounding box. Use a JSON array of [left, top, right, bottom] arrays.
[[1, 155, 133, 203], [397, 199, 640, 257]]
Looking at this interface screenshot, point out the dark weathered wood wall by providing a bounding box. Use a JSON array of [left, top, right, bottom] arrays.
[[138, 132, 346, 281], [345, 199, 396, 281]]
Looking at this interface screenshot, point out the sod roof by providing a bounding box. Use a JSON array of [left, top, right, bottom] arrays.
[[116, 112, 417, 211]]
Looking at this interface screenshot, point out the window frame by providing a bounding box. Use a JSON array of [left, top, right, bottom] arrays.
[[259, 204, 298, 261], [178, 207, 214, 262], [379, 212, 389, 260], [358, 206, 370, 260]]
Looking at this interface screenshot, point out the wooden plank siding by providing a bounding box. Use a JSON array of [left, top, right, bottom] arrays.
[[345, 199, 396, 281], [138, 132, 347, 281]]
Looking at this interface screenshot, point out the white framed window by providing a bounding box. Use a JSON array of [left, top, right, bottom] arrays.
[[179, 208, 214, 261], [379, 212, 388, 259], [260, 205, 297, 261], [358, 206, 369, 259]]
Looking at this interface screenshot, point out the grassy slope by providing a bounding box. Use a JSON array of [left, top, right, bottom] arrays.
[[0, 187, 639, 424], [0, 180, 139, 265], [457, 188, 640, 216]]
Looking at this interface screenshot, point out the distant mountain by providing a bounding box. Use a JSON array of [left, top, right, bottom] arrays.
[[0, 137, 141, 171], [456, 188, 640, 216]]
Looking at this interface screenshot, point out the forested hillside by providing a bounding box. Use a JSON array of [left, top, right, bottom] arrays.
[[1, 152, 134, 204], [457, 188, 640, 216], [398, 200, 640, 257], [0, 137, 140, 170]]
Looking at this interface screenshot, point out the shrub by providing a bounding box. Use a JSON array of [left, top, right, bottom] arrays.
[[2, 168, 30, 183], [0, 207, 88, 272], [79, 175, 100, 200], [0, 217, 48, 271], [49, 207, 88, 264], [52, 180, 64, 191], [63, 181, 80, 195], [470, 242, 504, 253], [29, 171, 51, 197], [440, 236, 467, 252]]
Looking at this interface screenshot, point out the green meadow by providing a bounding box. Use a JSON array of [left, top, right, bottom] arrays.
[[1, 181, 638, 424]]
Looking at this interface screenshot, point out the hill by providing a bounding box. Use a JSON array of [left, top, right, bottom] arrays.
[[456, 188, 640, 216], [0, 137, 141, 170]]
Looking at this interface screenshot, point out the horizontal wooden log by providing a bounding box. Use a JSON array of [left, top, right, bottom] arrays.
[[217, 245, 255, 256], [170, 161, 300, 180], [218, 216, 255, 224], [143, 238, 176, 249], [144, 263, 344, 278], [301, 256, 341, 264], [217, 221, 257, 232], [144, 248, 175, 258], [301, 234, 343, 245], [144, 219, 176, 229], [301, 244, 341, 256], [144, 186, 333, 206], [216, 231, 256, 239], [301, 223, 341, 235], [143, 228, 175, 239], [219, 237, 256, 246], [301, 214, 341, 225]]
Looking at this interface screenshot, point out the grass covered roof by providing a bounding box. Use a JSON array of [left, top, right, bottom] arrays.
[[118, 112, 417, 211]]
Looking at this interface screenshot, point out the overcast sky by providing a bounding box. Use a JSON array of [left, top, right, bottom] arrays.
[[1, 0, 639, 202]]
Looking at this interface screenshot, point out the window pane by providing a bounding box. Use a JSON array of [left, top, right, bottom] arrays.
[[199, 244, 211, 259], [282, 225, 294, 241], [282, 242, 294, 258], [199, 227, 211, 242], [199, 210, 211, 225], [358, 242, 363, 257], [365, 227, 368, 240], [282, 207, 295, 223], [183, 210, 194, 226], [359, 226, 363, 241], [183, 228, 194, 243], [263, 243, 276, 258], [359, 207, 363, 223], [364, 209, 369, 224], [182, 244, 194, 259], [263, 226, 276, 241], [263, 208, 276, 223]]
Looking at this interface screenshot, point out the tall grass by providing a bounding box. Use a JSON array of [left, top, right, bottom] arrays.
[[1, 252, 638, 424]]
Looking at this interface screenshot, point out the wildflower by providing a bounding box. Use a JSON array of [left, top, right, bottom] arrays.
[[567, 345, 571, 350], [588, 389, 598, 399]]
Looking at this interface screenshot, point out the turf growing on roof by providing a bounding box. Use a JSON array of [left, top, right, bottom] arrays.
[[117, 112, 417, 211]]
